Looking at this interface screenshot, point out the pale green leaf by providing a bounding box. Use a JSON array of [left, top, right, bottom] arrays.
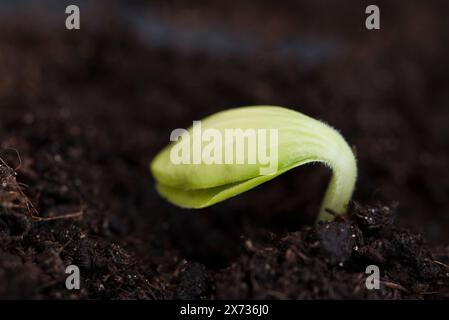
[[150, 106, 357, 221]]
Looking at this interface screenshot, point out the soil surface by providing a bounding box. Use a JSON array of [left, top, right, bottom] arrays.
[[0, 1, 448, 299]]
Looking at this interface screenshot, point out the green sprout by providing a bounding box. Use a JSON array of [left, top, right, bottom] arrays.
[[151, 106, 357, 221]]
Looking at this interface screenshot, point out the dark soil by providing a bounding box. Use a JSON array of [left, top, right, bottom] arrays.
[[0, 1, 448, 299]]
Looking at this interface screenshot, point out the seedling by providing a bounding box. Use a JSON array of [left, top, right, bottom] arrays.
[[151, 106, 357, 221]]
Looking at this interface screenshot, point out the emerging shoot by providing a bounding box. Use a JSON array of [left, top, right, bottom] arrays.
[[151, 106, 357, 221]]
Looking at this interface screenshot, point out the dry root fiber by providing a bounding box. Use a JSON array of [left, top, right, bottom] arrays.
[[0, 158, 32, 213], [0, 158, 32, 238]]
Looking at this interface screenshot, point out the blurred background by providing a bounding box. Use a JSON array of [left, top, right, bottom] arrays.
[[0, 0, 448, 298]]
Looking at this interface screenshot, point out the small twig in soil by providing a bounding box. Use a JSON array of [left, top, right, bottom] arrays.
[[380, 281, 409, 293], [30, 208, 84, 221], [6, 147, 22, 171], [265, 289, 288, 299], [290, 246, 310, 262], [432, 260, 449, 269]]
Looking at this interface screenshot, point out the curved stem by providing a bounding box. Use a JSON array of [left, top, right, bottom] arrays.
[[316, 126, 357, 221]]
